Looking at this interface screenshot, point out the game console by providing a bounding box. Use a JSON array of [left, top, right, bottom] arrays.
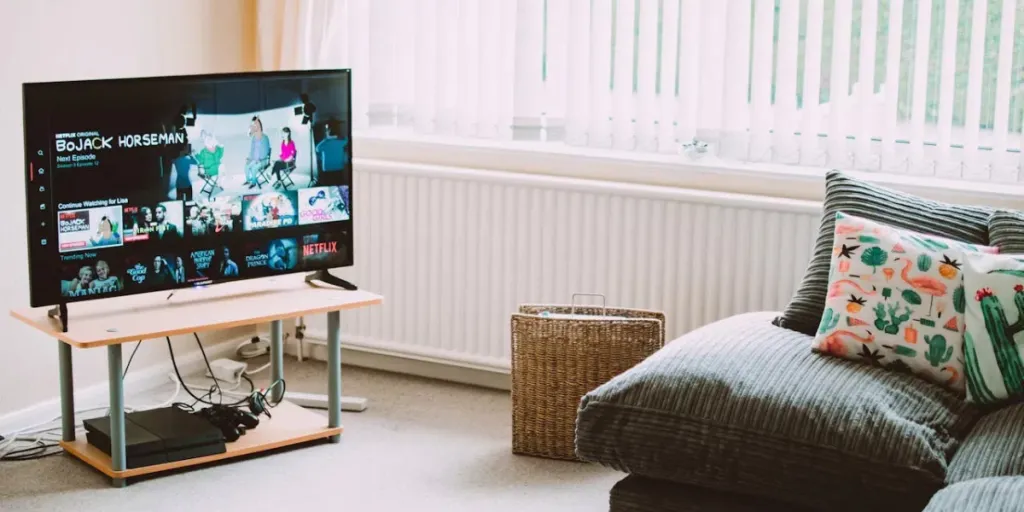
[[83, 406, 226, 469]]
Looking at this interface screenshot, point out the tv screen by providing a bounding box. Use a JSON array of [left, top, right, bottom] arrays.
[[22, 70, 353, 307]]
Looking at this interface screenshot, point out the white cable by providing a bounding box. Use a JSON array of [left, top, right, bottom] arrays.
[[245, 362, 271, 374], [0, 382, 183, 460], [118, 378, 182, 412], [3, 405, 110, 439], [180, 380, 252, 401], [0, 426, 71, 457]]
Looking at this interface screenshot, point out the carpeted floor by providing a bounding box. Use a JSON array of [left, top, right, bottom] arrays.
[[0, 358, 621, 511]]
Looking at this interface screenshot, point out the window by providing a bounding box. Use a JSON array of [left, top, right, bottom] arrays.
[[281, 0, 1024, 184]]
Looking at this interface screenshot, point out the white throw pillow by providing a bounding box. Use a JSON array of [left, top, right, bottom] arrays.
[[811, 212, 997, 393], [961, 253, 1024, 404]]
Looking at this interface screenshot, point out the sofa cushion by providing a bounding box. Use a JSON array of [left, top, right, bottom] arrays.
[[989, 209, 1024, 254], [576, 312, 981, 512], [774, 170, 993, 336], [923, 477, 1024, 512], [961, 253, 1024, 404], [948, 403, 1024, 482], [609, 475, 813, 512], [812, 212, 996, 393]]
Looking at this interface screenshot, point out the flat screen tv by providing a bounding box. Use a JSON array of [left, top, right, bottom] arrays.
[[22, 70, 354, 309]]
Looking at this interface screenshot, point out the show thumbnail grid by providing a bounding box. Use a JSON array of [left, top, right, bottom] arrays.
[[57, 186, 349, 254], [59, 251, 123, 298], [59, 228, 347, 298], [124, 251, 187, 290], [54, 183, 349, 296], [186, 196, 241, 237], [187, 238, 299, 285], [123, 201, 184, 243], [298, 186, 350, 225], [188, 246, 226, 282], [242, 238, 298, 273], [242, 191, 298, 231], [57, 205, 123, 253]]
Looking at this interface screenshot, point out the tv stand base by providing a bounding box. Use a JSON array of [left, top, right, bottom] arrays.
[[304, 270, 357, 290]]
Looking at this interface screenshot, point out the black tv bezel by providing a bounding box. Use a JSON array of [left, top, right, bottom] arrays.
[[22, 69, 354, 308]]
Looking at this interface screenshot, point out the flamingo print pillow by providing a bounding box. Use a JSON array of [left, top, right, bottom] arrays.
[[811, 212, 998, 393]]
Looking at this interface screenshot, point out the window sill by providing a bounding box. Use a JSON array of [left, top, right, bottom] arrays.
[[354, 129, 1024, 211]]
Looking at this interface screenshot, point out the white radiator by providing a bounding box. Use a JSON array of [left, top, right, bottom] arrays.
[[306, 159, 822, 372]]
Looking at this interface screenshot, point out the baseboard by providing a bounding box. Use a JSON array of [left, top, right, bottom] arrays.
[[284, 329, 511, 391], [0, 336, 244, 436], [0, 328, 511, 436]]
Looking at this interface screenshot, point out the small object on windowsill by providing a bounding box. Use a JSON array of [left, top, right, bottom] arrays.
[[679, 138, 709, 159]]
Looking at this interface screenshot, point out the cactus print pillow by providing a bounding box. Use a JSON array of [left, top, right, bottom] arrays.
[[811, 212, 998, 393], [962, 253, 1024, 405]]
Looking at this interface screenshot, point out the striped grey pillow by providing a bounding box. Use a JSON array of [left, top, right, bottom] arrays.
[[773, 170, 993, 335], [989, 209, 1024, 254]]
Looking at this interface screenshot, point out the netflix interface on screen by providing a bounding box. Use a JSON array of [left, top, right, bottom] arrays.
[[23, 71, 354, 307]]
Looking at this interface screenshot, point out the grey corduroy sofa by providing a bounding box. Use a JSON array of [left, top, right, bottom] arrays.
[[575, 312, 1024, 511]]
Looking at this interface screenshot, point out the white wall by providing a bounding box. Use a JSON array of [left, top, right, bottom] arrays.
[[0, 0, 252, 416]]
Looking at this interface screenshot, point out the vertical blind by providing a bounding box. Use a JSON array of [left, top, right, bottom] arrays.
[[272, 0, 1024, 184]]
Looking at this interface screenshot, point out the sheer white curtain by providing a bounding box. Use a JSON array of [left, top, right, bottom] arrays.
[[257, 0, 1024, 184], [255, 0, 370, 129]]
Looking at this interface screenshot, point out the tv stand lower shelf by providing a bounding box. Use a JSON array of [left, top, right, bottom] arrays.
[[9, 274, 382, 487], [60, 401, 341, 479]]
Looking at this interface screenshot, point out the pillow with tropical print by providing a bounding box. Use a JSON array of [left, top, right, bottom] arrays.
[[962, 253, 1024, 405], [811, 212, 998, 393]]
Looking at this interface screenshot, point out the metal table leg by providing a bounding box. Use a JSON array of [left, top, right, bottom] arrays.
[[107, 344, 126, 488], [270, 320, 284, 403], [58, 342, 75, 442], [327, 310, 341, 443]]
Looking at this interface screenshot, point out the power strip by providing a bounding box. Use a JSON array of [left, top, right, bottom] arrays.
[[205, 358, 248, 383], [286, 391, 368, 412]]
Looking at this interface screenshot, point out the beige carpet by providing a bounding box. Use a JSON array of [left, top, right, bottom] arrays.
[[0, 358, 621, 511]]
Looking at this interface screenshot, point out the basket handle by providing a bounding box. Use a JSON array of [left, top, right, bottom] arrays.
[[571, 293, 607, 317]]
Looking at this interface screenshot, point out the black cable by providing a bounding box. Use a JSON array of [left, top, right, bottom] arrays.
[[5, 333, 279, 463], [2, 445, 45, 458], [1, 442, 63, 461], [5, 448, 63, 461], [242, 375, 284, 419], [166, 337, 251, 407], [5, 444, 52, 458], [241, 374, 255, 394], [192, 333, 223, 404], [191, 384, 218, 409], [122, 340, 143, 379], [264, 378, 286, 407]]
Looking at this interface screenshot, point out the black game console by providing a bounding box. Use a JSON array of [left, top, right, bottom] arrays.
[[84, 406, 226, 469]]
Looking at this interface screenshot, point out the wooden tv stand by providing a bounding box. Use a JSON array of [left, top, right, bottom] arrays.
[[10, 274, 382, 486]]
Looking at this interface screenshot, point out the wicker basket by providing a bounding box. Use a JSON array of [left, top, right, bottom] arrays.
[[510, 298, 665, 461]]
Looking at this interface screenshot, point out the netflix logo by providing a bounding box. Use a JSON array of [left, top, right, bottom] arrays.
[[300, 233, 347, 268], [303, 241, 338, 257]]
